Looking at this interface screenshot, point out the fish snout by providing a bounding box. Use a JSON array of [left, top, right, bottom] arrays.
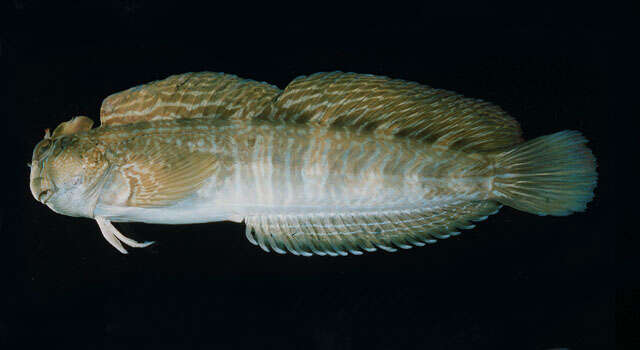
[[30, 176, 55, 204]]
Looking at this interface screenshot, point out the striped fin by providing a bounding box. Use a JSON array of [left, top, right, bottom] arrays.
[[100, 72, 281, 126], [106, 135, 226, 208], [100, 71, 523, 152], [273, 72, 523, 152], [244, 201, 501, 256]]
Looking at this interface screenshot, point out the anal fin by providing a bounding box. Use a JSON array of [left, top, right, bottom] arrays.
[[244, 201, 501, 256]]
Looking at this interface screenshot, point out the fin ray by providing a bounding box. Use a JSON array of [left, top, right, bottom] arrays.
[[101, 71, 522, 152], [244, 201, 501, 256], [273, 72, 523, 151], [492, 130, 597, 216], [107, 137, 225, 208], [100, 72, 281, 126]]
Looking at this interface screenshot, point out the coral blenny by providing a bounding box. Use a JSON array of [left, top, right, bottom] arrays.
[[29, 72, 597, 256]]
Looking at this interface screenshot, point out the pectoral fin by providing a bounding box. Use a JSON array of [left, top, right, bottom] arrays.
[[109, 137, 223, 208]]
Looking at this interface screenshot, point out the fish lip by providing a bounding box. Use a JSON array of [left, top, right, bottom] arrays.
[[38, 189, 53, 204]]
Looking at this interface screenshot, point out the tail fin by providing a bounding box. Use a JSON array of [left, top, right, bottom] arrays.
[[491, 130, 597, 216]]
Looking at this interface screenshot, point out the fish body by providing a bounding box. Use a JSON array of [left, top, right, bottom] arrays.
[[29, 72, 597, 255], [80, 118, 492, 223]]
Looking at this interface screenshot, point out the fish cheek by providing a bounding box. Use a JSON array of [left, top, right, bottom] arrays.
[[46, 147, 85, 190]]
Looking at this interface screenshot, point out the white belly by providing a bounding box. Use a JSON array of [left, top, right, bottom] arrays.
[[93, 172, 427, 224]]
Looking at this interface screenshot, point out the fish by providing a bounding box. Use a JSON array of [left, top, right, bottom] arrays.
[[28, 71, 598, 256]]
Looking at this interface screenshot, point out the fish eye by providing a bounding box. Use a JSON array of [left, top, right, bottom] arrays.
[[37, 139, 53, 156], [38, 139, 51, 152]]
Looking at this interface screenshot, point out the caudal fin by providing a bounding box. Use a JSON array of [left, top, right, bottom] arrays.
[[491, 130, 597, 216]]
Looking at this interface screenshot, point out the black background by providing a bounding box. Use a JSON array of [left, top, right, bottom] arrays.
[[1, 2, 622, 349]]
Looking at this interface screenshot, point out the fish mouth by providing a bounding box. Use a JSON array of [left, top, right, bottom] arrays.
[[38, 189, 54, 204]]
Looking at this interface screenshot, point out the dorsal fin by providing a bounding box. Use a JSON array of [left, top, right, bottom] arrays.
[[273, 72, 523, 152], [99, 71, 523, 151], [99, 72, 281, 126]]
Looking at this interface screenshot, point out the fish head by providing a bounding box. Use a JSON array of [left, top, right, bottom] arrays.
[[29, 116, 107, 218]]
